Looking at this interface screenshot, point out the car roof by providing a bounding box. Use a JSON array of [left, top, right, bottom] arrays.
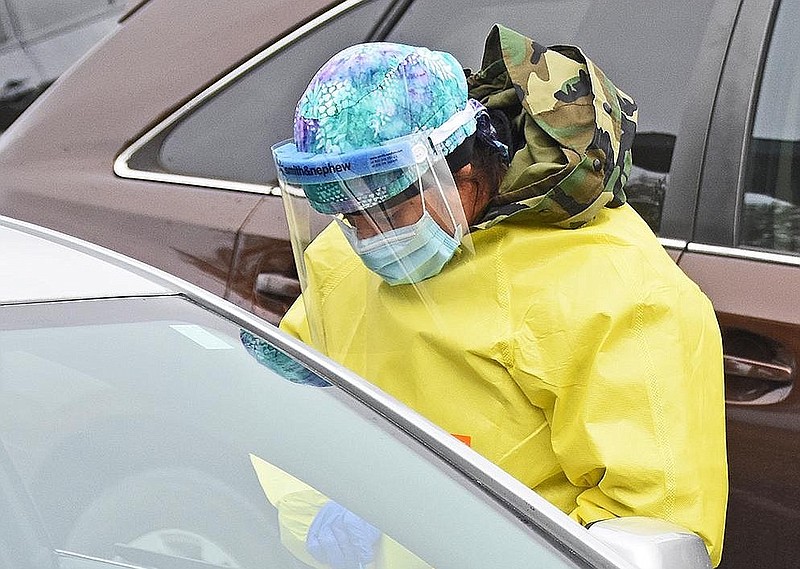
[[0, 216, 171, 303]]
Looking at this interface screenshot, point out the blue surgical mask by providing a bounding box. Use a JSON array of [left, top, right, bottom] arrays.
[[338, 212, 462, 285]]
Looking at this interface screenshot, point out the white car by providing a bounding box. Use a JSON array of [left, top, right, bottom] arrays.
[[0, 215, 709, 569]]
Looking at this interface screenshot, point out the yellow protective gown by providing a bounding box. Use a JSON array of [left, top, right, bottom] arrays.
[[280, 203, 728, 566]]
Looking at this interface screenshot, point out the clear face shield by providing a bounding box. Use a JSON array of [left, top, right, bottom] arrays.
[[273, 116, 478, 354]]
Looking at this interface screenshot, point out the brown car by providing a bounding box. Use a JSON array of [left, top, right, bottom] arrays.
[[0, 0, 799, 567]]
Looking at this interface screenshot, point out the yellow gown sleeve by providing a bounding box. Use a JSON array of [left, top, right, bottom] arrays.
[[249, 454, 331, 568], [510, 284, 728, 566], [279, 294, 313, 343]]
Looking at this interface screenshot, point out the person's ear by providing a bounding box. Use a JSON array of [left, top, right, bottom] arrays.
[[453, 163, 476, 194], [454, 164, 489, 224], [454, 166, 478, 201], [455, 163, 474, 179]]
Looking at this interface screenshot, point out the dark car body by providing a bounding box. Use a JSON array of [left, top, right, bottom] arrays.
[[0, 0, 798, 567]]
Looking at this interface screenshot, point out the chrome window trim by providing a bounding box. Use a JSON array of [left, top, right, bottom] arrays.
[[688, 241, 800, 266], [731, 0, 781, 247], [659, 237, 688, 251], [1, 215, 633, 569], [113, 0, 371, 194], [659, 238, 800, 267]]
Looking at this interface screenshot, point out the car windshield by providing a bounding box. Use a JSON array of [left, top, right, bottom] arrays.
[[0, 295, 592, 569]]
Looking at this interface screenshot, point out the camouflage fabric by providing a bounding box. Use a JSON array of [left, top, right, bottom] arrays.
[[468, 25, 638, 229]]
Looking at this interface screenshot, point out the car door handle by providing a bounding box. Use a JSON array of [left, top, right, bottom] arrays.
[[255, 272, 301, 300], [723, 354, 793, 383]]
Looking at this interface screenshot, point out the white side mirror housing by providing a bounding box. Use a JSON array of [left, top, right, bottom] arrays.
[[588, 517, 712, 569]]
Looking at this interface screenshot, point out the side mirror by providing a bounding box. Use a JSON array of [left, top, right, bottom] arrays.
[[588, 517, 712, 569]]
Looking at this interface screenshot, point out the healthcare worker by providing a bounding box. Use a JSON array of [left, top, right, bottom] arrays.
[[271, 25, 728, 568]]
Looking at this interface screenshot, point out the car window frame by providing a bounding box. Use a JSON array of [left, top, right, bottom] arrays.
[[692, 0, 780, 253], [114, 0, 745, 255], [653, 0, 745, 249]]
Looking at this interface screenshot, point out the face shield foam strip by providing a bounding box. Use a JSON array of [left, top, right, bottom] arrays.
[[272, 136, 429, 185], [427, 106, 479, 148]]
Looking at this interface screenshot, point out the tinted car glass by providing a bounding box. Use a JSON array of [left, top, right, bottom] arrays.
[[5, 0, 122, 41], [0, 295, 595, 569], [386, 0, 717, 236], [0, 47, 40, 132], [0, 0, 124, 135], [129, 0, 392, 187], [740, 0, 800, 253], [0, 16, 8, 45]]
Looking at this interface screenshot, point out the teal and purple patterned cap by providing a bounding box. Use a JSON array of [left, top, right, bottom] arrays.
[[290, 42, 474, 214]]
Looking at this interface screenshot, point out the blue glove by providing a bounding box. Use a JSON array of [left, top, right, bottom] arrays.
[[306, 500, 381, 569]]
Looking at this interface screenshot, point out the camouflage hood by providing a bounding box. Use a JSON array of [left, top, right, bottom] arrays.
[[468, 25, 638, 229]]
